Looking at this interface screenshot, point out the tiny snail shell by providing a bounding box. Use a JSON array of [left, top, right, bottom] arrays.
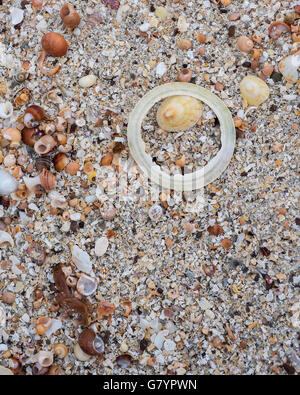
[[37, 351, 53, 368], [65, 161, 80, 175], [237, 36, 254, 52], [78, 328, 104, 356], [73, 343, 91, 362], [54, 133, 67, 145], [116, 354, 132, 368], [177, 38, 192, 50], [36, 317, 52, 336], [34, 135, 56, 155], [13, 71, 27, 83], [27, 242, 46, 266], [24, 105, 45, 128], [60, 3, 81, 29], [177, 68, 192, 82], [39, 169, 56, 192], [240, 75, 270, 107], [156, 95, 203, 132], [53, 344, 68, 359], [262, 63, 274, 76], [278, 52, 300, 83], [66, 275, 77, 287], [148, 204, 163, 221], [53, 153, 69, 172], [203, 264, 216, 277], [77, 274, 98, 296], [1, 128, 21, 148], [15, 89, 30, 106], [32, 363, 49, 376], [36, 155, 52, 172], [0, 102, 13, 119], [0, 169, 18, 196], [268, 21, 290, 40]]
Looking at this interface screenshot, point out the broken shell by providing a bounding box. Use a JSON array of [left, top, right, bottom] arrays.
[[97, 301, 115, 317], [39, 169, 56, 192], [23, 174, 43, 193], [24, 105, 45, 128], [0, 169, 18, 196], [54, 133, 67, 145], [60, 3, 81, 29], [36, 155, 52, 172], [27, 242, 46, 266], [15, 89, 30, 106], [278, 52, 300, 83], [0, 303, 6, 328], [73, 343, 91, 362], [55, 117, 67, 132], [148, 204, 163, 221], [116, 354, 132, 368], [268, 21, 290, 40], [95, 236, 109, 257], [0, 231, 14, 248], [240, 75, 270, 106], [156, 95, 203, 132], [79, 75, 97, 88], [10, 7, 24, 26], [65, 161, 80, 175], [36, 317, 52, 335], [53, 344, 68, 359], [0, 102, 13, 119], [37, 351, 53, 368], [1, 128, 21, 148], [237, 36, 254, 52], [34, 135, 56, 155], [78, 329, 104, 356], [48, 190, 67, 209], [77, 274, 97, 296], [71, 245, 92, 274]]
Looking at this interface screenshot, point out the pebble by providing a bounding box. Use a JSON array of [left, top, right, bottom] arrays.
[[79, 75, 97, 88]]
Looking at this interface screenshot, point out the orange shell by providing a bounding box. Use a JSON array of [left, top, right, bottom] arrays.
[[39, 169, 56, 192], [41, 32, 68, 57], [60, 3, 81, 29]]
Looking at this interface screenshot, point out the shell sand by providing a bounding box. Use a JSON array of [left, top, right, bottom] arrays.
[[0, 0, 299, 376]]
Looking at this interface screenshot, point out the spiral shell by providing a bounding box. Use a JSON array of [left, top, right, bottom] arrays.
[[156, 95, 203, 132], [278, 52, 300, 83], [36, 317, 52, 336], [15, 89, 30, 106], [24, 105, 45, 128], [53, 153, 69, 172], [78, 329, 104, 356], [1, 128, 21, 148], [268, 21, 290, 40], [73, 343, 91, 361], [36, 155, 52, 172], [240, 75, 270, 106], [13, 71, 27, 83], [237, 36, 254, 52], [54, 344, 68, 359], [34, 135, 56, 155], [39, 169, 56, 192]]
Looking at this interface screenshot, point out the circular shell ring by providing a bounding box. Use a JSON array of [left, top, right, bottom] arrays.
[[127, 82, 236, 191]]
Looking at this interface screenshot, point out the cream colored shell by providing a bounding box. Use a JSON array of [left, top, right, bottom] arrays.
[[156, 95, 203, 132], [240, 75, 270, 107]]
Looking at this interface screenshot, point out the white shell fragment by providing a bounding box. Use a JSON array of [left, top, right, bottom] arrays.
[[0, 169, 18, 196], [155, 62, 167, 78], [77, 274, 97, 296], [279, 52, 300, 84], [148, 204, 163, 221], [45, 319, 62, 337], [0, 231, 14, 248], [71, 245, 92, 274], [48, 190, 68, 209], [0, 102, 13, 119], [0, 366, 13, 375], [10, 7, 24, 26], [127, 82, 236, 191], [0, 303, 6, 328], [79, 75, 97, 88], [240, 75, 270, 107], [95, 237, 109, 257]]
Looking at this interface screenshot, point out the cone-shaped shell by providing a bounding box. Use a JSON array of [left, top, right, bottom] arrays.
[[156, 95, 203, 132], [240, 75, 270, 107]]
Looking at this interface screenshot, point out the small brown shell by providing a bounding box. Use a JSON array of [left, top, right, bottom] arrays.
[[55, 294, 89, 325], [53, 344, 68, 358], [1, 128, 21, 148], [78, 329, 104, 356], [178, 68, 192, 82], [207, 224, 224, 236], [15, 89, 30, 107], [203, 264, 216, 277], [100, 153, 113, 166], [54, 133, 67, 145], [41, 33, 68, 57], [24, 105, 45, 128], [116, 354, 132, 368], [268, 21, 290, 40], [27, 242, 46, 266], [60, 3, 81, 29], [39, 169, 56, 192], [53, 153, 69, 172], [9, 357, 22, 374], [36, 316, 52, 335], [237, 36, 254, 52], [97, 301, 115, 317], [34, 135, 56, 155], [53, 263, 71, 295]]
